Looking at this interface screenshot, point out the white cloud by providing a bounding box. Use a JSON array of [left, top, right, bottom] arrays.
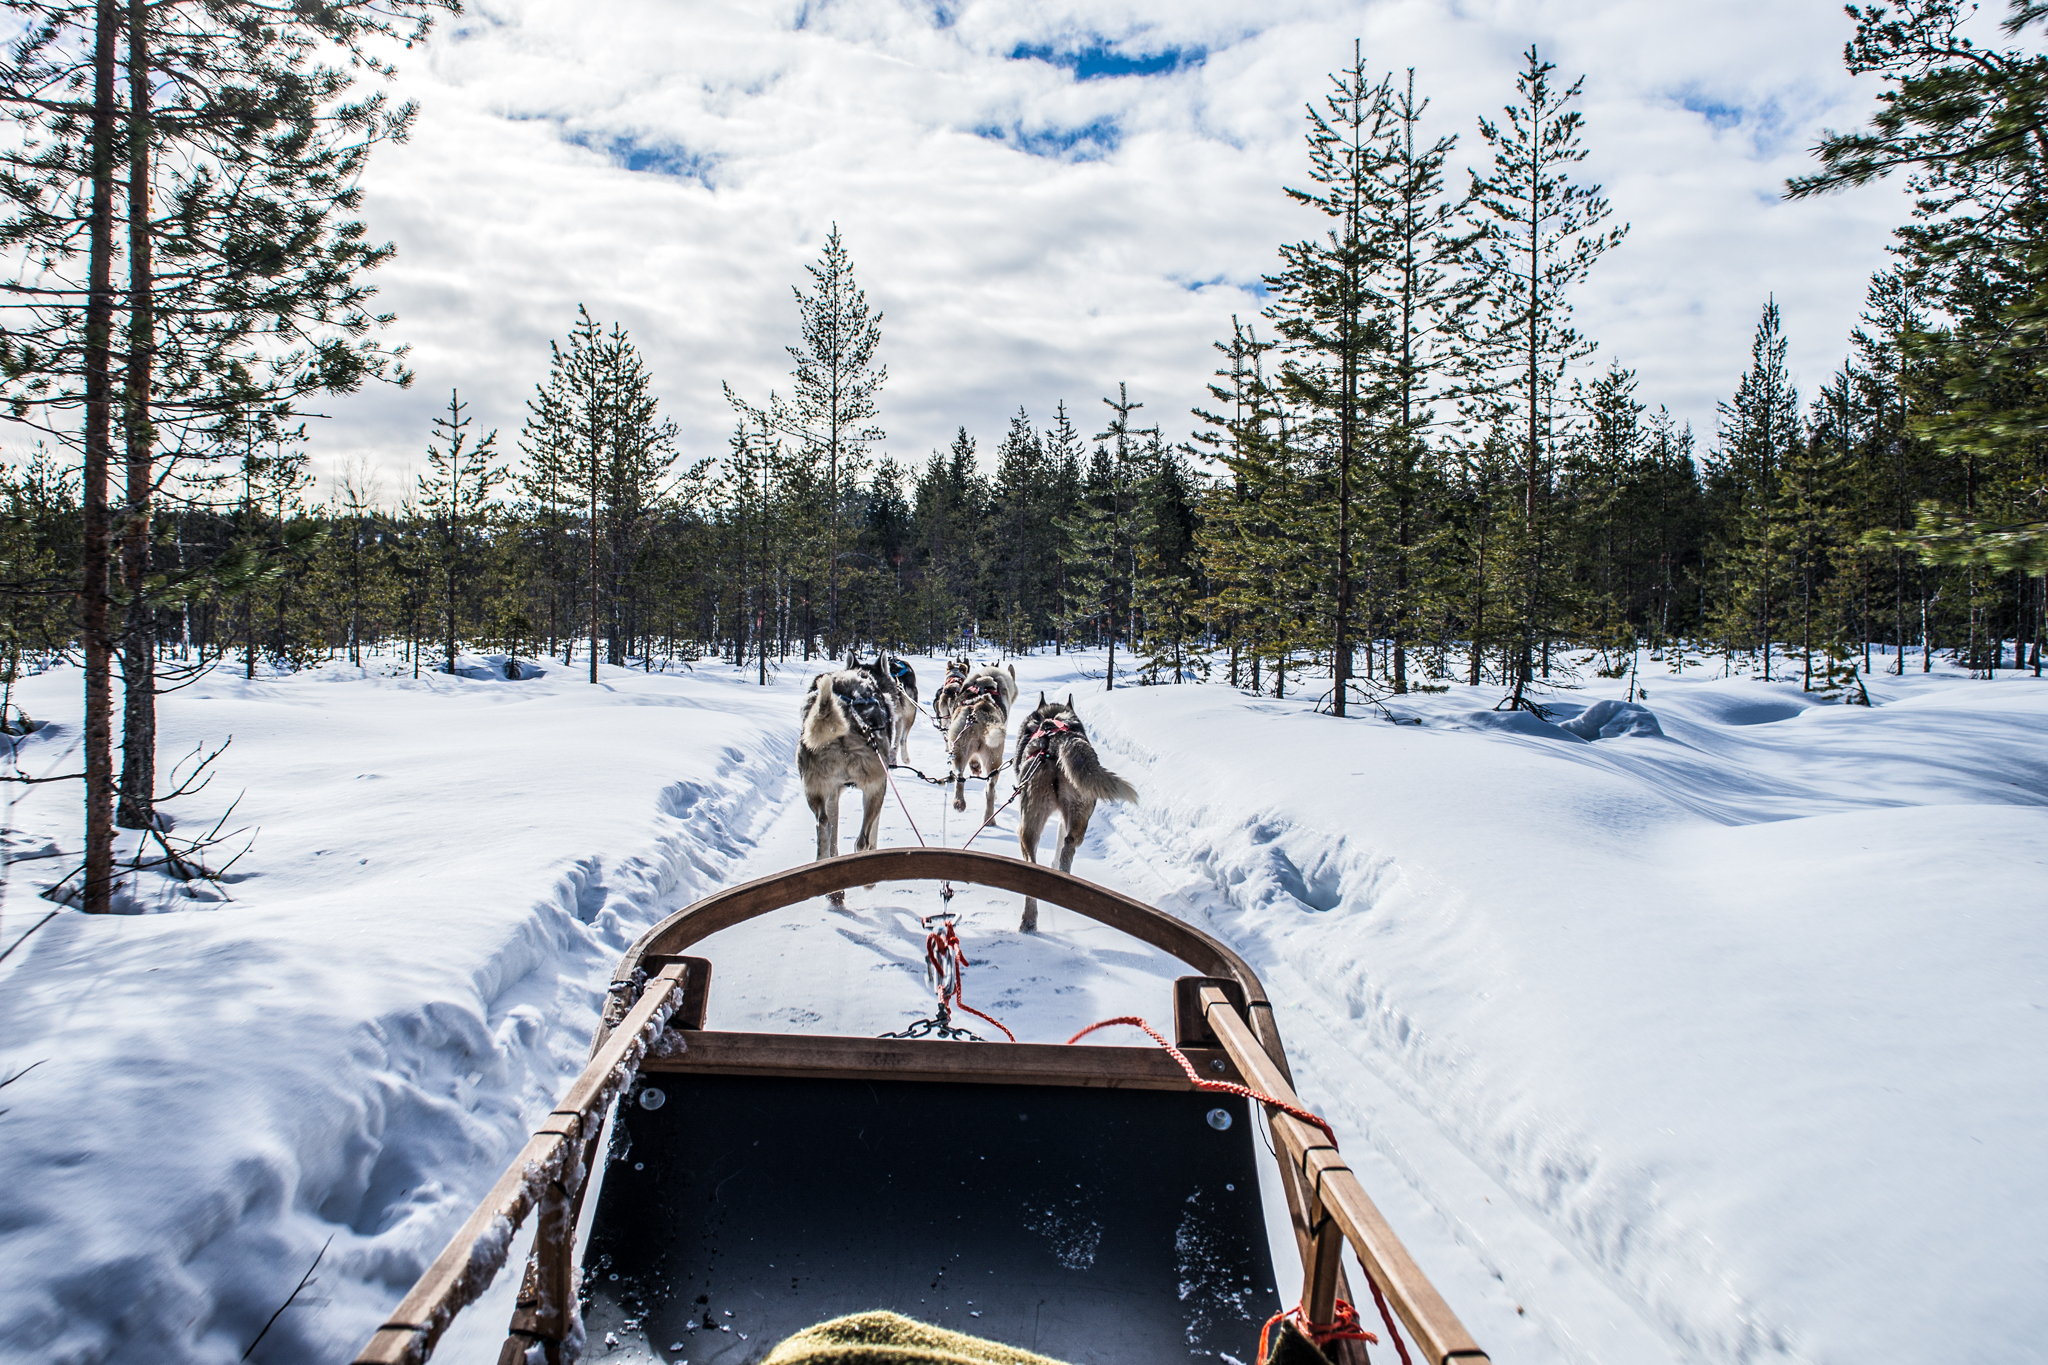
[[312, 0, 1914, 497]]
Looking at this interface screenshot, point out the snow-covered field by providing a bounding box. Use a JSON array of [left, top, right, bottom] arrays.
[[0, 647, 2041, 1365]]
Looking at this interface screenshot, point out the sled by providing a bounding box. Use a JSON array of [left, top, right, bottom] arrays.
[[351, 849, 1490, 1365]]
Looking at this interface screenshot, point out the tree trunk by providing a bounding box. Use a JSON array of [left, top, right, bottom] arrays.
[[587, 456, 599, 684], [80, 0, 121, 910], [117, 0, 155, 832]]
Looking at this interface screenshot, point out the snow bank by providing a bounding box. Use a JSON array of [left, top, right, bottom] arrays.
[[0, 657, 796, 1365], [1081, 667, 2048, 1365], [3, 648, 2041, 1365]]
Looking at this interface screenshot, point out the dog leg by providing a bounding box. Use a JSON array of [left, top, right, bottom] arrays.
[[1057, 801, 1093, 876], [982, 748, 1000, 825], [818, 785, 847, 906], [810, 786, 835, 862], [1017, 799, 1046, 933], [857, 777, 885, 888]]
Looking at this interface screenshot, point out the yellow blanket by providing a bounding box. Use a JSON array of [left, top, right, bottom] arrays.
[[761, 1311, 1073, 1365]]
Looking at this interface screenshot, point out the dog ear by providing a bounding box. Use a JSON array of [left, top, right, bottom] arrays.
[[1008, 663, 1015, 678], [1038, 691, 1046, 707], [1065, 693, 1073, 708]]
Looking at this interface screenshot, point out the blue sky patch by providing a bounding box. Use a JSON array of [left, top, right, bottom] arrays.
[[1678, 92, 1744, 131], [1010, 41, 1204, 80], [543, 123, 718, 185], [1672, 86, 1800, 157], [975, 117, 1121, 161]]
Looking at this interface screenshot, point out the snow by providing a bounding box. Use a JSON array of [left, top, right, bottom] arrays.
[[0, 648, 2042, 1365]]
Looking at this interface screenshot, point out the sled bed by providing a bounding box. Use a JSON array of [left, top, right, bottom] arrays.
[[351, 849, 1492, 1365]]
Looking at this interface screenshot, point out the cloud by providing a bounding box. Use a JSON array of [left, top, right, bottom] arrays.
[[244, 0, 1913, 497]]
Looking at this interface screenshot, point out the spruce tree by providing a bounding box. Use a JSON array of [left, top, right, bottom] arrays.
[[1266, 43, 1392, 715], [1369, 68, 1475, 693], [523, 308, 677, 680], [418, 390, 504, 674], [1456, 46, 1627, 709], [1707, 300, 1802, 677], [786, 225, 884, 653]]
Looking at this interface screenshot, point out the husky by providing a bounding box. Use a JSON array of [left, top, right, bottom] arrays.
[[882, 655, 919, 759], [1011, 694, 1138, 932], [945, 663, 1018, 823], [798, 656, 916, 895], [931, 657, 970, 731]]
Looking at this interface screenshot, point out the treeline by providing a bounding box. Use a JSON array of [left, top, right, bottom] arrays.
[[5, 1, 2047, 906]]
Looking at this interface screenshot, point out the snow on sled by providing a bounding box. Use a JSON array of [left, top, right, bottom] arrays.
[[351, 849, 1491, 1365]]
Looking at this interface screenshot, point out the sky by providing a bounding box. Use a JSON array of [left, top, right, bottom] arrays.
[[303, 0, 1922, 499]]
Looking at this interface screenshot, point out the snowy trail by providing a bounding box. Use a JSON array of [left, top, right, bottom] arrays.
[[4, 652, 2039, 1365], [683, 705, 1207, 1054], [679, 677, 1639, 1365]]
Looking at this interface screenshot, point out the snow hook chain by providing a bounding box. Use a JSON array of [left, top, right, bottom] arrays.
[[879, 911, 1014, 1043]]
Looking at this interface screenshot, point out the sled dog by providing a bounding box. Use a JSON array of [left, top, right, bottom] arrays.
[[798, 656, 916, 895], [932, 658, 971, 731], [946, 662, 1018, 823], [1012, 694, 1138, 932], [883, 655, 919, 759]]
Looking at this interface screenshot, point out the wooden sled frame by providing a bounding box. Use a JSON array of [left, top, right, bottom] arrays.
[[351, 848, 1491, 1365]]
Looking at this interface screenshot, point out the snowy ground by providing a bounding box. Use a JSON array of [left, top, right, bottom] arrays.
[[0, 646, 2041, 1365]]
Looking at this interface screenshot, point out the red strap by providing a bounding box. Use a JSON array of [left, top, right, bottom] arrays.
[[1070, 1016, 1420, 1365], [926, 921, 1015, 1042], [1258, 1299, 1376, 1364], [1064, 1016, 1337, 1146], [1362, 1264, 1415, 1365]]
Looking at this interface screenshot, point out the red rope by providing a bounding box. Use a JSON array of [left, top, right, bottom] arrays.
[[1361, 1265, 1415, 1365], [1069, 1016, 1420, 1364], [1257, 1299, 1376, 1364], [1065, 1015, 1336, 1147], [924, 917, 1015, 1042]]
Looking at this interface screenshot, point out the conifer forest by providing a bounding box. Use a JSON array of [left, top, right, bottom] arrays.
[[5, 6, 2048, 1365], [2, 1, 2046, 915]]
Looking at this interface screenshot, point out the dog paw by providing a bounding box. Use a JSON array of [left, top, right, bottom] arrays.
[[952, 798, 966, 811]]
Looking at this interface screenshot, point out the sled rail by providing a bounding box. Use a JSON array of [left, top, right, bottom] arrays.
[[350, 849, 1490, 1365], [1198, 984, 1490, 1365], [603, 847, 1281, 1042], [353, 961, 689, 1365]]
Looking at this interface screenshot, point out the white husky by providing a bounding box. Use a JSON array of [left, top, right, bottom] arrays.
[[798, 659, 915, 892], [945, 663, 1018, 824]]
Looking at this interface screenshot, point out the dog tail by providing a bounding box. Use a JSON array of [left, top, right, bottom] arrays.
[[802, 675, 850, 749], [1058, 739, 1137, 805]]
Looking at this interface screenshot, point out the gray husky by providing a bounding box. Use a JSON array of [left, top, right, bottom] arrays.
[[798, 657, 915, 892], [931, 658, 970, 731], [946, 662, 1018, 823], [1011, 694, 1138, 932]]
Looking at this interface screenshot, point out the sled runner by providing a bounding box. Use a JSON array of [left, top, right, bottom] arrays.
[[351, 850, 1490, 1365]]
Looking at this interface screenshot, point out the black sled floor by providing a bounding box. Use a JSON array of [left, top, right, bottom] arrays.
[[579, 1071, 1282, 1364]]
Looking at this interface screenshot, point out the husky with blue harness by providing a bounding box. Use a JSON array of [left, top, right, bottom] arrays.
[[798, 656, 918, 892]]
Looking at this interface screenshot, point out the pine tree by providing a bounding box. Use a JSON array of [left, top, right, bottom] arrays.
[[1059, 385, 1156, 689], [1788, 372, 1863, 694], [1456, 46, 1628, 709], [1042, 402, 1084, 654], [523, 308, 677, 679], [1789, 1, 2048, 646], [1266, 43, 1392, 715], [786, 225, 885, 653], [1367, 67, 1475, 692], [1707, 299, 1802, 676], [417, 390, 504, 674]]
